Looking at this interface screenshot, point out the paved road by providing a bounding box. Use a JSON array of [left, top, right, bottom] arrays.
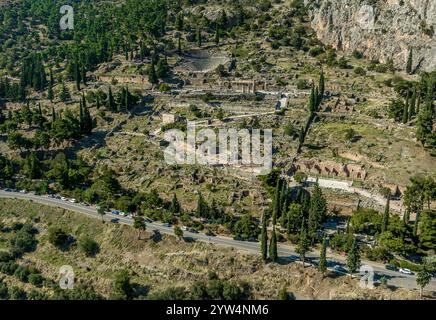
[[0, 190, 434, 293]]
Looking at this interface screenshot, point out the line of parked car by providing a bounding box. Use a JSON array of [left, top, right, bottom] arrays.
[[385, 264, 413, 275]]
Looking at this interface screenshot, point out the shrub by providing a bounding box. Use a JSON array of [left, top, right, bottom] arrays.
[[79, 237, 100, 257], [48, 227, 69, 248], [14, 265, 31, 282], [309, 46, 324, 57], [28, 273, 45, 287], [9, 286, 27, 300], [0, 261, 19, 275], [0, 251, 12, 262], [0, 281, 8, 299], [354, 67, 367, 76], [296, 79, 309, 90]]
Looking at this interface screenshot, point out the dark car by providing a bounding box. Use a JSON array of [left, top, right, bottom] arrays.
[[247, 237, 259, 242], [385, 264, 398, 271], [233, 236, 243, 241]]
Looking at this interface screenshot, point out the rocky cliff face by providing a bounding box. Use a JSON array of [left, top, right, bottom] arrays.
[[307, 0, 436, 72]]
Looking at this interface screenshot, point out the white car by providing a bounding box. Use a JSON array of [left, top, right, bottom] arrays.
[[399, 268, 413, 275], [69, 199, 77, 203], [119, 212, 126, 217], [61, 197, 68, 201]]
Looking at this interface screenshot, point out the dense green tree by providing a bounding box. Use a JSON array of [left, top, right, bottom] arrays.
[[196, 193, 209, 218], [269, 227, 278, 262], [381, 192, 391, 233], [133, 216, 147, 240], [260, 214, 268, 262], [113, 270, 133, 300], [417, 265, 432, 299], [419, 210, 436, 250], [319, 237, 327, 277], [308, 183, 327, 243], [174, 226, 184, 240], [346, 239, 361, 274]]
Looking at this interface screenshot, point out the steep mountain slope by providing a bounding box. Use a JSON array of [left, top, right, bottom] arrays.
[[308, 0, 436, 72]]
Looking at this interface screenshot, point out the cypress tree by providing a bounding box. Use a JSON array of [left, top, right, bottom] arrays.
[[272, 179, 281, 225], [108, 87, 115, 111], [196, 27, 202, 47], [309, 86, 315, 112], [406, 48, 413, 74], [79, 99, 84, 133], [347, 239, 361, 274], [297, 219, 309, 266], [381, 193, 390, 232], [149, 62, 158, 85], [314, 86, 319, 110], [261, 213, 268, 262], [409, 87, 416, 120], [319, 70, 325, 100], [319, 237, 327, 277], [170, 194, 181, 214], [74, 61, 81, 91], [82, 65, 87, 86], [269, 226, 278, 262], [177, 35, 182, 55], [96, 94, 101, 110], [402, 95, 409, 124], [215, 25, 220, 45], [51, 107, 56, 122], [48, 69, 54, 102], [308, 182, 327, 243]]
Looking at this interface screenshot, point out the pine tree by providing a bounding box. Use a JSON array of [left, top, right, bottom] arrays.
[[381, 193, 390, 232], [416, 104, 434, 147], [260, 213, 268, 262], [319, 237, 327, 277], [269, 226, 278, 262], [406, 48, 413, 74], [347, 239, 361, 274]]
